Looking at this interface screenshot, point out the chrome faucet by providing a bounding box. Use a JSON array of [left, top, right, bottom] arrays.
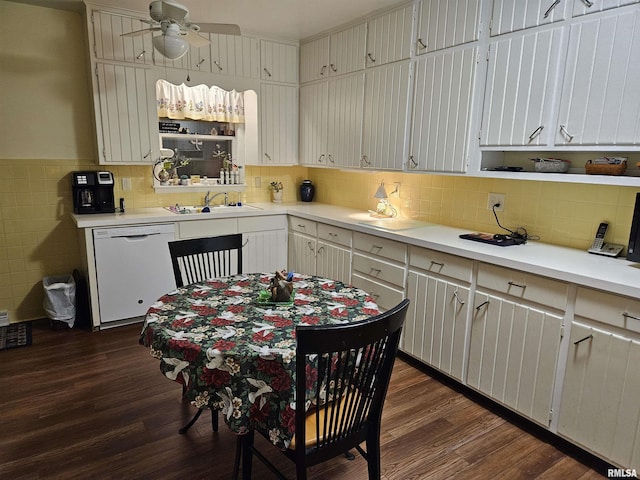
[[204, 191, 228, 206]]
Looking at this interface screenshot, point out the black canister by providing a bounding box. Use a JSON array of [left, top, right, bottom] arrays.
[[300, 180, 315, 202]]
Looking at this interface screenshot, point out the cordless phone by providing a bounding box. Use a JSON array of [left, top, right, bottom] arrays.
[[588, 222, 624, 257]]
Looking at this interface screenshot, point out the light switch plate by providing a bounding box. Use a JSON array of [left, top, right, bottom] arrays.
[[122, 178, 132, 191]]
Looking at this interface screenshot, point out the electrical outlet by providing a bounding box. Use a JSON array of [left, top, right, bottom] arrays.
[[254, 177, 261, 188], [121, 177, 132, 191], [487, 193, 505, 211]]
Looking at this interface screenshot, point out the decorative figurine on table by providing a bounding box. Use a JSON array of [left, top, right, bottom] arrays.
[[269, 270, 294, 302]]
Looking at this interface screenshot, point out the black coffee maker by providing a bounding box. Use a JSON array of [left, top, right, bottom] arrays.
[[72, 171, 115, 214]]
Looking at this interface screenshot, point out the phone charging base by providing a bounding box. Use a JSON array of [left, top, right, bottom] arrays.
[[588, 243, 624, 257]]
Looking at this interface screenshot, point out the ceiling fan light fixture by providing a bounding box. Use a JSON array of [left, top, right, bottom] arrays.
[[153, 33, 189, 60]]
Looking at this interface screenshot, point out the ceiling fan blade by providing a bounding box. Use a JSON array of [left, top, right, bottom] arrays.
[[182, 30, 211, 48], [161, 1, 189, 23], [195, 23, 241, 36], [121, 27, 160, 37]]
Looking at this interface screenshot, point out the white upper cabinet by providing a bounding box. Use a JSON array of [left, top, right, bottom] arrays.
[[556, 7, 640, 146], [416, 0, 481, 54], [300, 36, 330, 83], [299, 82, 329, 166], [91, 10, 153, 65], [94, 63, 159, 164], [209, 34, 260, 79], [260, 40, 298, 83], [300, 23, 367, 83], [366, 4, 415, 67], [481, 27, 565, 146], [260, 84, 298, 164], [329, 23, 368, 76], [409, 46, 477, 172], [327, 73, 365, 168], [573, 0, 640, 17], [490, 0, 568, 36], [361, 62, 411, 170]]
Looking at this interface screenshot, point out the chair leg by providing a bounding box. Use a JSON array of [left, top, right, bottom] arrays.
[[344, 450, 356, 460], [365, 432, 381, 480], [232, 436, 242, 480], [241, 431, 255, 480], [212, 409, 219, 432], [179, 408, 204, 434]]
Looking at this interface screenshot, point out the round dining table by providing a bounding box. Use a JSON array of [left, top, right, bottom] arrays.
[[139, 272, 380, 449]]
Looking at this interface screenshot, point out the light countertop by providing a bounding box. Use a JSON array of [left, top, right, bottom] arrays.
[[73, 202, 640, 300]]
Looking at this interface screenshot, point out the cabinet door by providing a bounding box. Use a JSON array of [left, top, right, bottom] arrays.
[[243, 230, 288, 273], [490, 0, 568, 36], [300, 36, 330, 83], [416, 0, 481, 54], [366, 4, 414, 67], [260, 84, 298, 164], [299, 83, 329, 166], [480, 28, 565, 147], [404, 271, 469, 381], [329, 23, 367, 76], [316, 242, 351, 284], [327, 73, 365, 168], [91, 10, 153, 65], [468, 292, 563, 427], [409, 46, 477, 172], [556, 8, 640, 146], [558, 322, 640, 470], [260, 40, 298, 83], [210, 34, 260, 78], [362, 62, 411, 170], [95, 63, 159, 164], [288, 232, 316, 276], [573, 0, 640, 17]]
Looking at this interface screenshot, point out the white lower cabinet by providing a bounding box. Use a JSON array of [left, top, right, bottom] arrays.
[[467, 264, 566, 427], [557, 287, 640, 470], [403, 247, 473, 381], [287, 217, 317, 275], [316, 223, 352, 284], [239, 216, 287, 273], [350, 232, 406, 311]]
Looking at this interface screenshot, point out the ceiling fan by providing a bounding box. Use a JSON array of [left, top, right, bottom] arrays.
[[122, 0, 241, 60]]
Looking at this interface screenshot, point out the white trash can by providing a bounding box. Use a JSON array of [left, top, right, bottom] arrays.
[[43, 275, 76, 328]]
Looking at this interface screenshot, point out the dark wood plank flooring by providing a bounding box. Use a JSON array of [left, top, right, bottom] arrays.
[[0, 321, 608, 479]]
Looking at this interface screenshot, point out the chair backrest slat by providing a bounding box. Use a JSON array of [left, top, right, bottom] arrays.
[[168, 234, 243, 287]]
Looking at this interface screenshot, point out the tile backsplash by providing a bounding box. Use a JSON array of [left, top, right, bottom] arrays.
[[0, 158, 638, 323]]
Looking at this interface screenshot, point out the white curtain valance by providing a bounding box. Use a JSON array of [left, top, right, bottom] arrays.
[[156, 79, 245, 124]]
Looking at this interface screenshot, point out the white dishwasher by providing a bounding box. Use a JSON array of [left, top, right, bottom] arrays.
[[93, 224, 176, 324]]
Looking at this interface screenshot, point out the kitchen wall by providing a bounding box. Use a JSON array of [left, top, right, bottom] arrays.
[[0, 2, 638, 323]]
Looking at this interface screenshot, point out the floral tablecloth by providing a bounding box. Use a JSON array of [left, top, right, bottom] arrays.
[[139, 273, 380, 449]]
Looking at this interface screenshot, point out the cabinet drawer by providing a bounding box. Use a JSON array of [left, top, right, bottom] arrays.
[[353, 232, 406, 263], [409, 246, 472, 283], [239, 215, 287, 232], [351, 273, 404, 312], [288, 217, 317, 236], [352, 253, 405, 288], [476, 263, 567, 311], [575, 287, 640, 334], [317, 223, 351, 248], [178, 218, 237, 239]]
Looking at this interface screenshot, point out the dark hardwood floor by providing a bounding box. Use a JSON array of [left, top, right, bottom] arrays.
[[0, 321, 607, 479]]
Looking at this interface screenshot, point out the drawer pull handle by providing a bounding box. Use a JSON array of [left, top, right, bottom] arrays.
[[508, 281, 526, 289], [318, 154, 325, 163], [263, 67, 272, 77], [543, 0, 560, 18], [372, 245, 383, 251], [574, 334, 593, 346], [475, 301, 489, 310], [297, 224, 306, 229], [370, 268, 382, 275], [417, 38, 427, 49], [371, 293, 380, 300], [330, 63, 337, 73], [329, 232, 337, 237], [320, 65, 327, 76], [581, 0, 593, 6], [136, 50, 146, 59], [430, 261, 444, 268], [453, 291, 465, 306], [213, 60, 223, 72], [317, 246, 325, 254], [559, 124, 574, 142], [623, 312, 640, 322], [307, 241, 315, 252]]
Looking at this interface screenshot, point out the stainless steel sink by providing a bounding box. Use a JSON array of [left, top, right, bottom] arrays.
[[164, 204, 262, 214]]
